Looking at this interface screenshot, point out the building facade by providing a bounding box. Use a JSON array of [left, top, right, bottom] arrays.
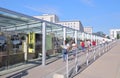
[[34, 14, 84, 32], [34, 14, 59, 23], [110, 29, 120, 39], [56, 21, 84, 32], [84, 27, 93, 34]]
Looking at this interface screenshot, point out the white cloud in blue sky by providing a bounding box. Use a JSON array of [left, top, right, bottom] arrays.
[[80, 0, 95, 7], [25, 5, 61, 16], [0, 0, 120, 34]]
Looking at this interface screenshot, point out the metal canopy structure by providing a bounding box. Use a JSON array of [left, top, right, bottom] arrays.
[[0, 7, 47, 33], [0, 7, 77, 34], [0, 7, 110, 67]]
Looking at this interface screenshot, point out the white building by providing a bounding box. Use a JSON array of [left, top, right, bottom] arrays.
[[110, 29, 120, 39], [84, 27, 93, 34], [56, 21, 84, 32], [34, 14, 59, 23], [34, 14, 84, 32]]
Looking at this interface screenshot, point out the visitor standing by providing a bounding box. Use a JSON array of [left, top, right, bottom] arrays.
[[61, 40, 70, 62]]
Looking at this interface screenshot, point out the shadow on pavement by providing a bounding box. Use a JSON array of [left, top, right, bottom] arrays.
[[6, 70, 28, 78]]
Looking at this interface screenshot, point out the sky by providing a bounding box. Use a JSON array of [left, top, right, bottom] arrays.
[[0, 0, 120, 35]]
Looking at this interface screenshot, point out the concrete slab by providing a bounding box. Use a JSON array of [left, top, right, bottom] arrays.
[[74, 41, 120, 78]]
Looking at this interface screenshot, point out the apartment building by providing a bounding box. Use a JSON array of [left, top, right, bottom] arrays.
[[34, 14, 59, 23], [56, 21, 84, 32], [84, 27, 93, 34], [34, 14, 84, 32], [110, 29, 120, 39]]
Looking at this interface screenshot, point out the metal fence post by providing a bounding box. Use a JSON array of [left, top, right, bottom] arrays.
[[99, 45, 101, 56], [103, 44, 105, 53], [86, 52, 89, 66], [93, 47, 96, 60], [75, 50, 78, 73], [66, 54, 69, 78]]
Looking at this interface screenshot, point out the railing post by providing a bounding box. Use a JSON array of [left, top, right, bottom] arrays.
[[86, 52, 89, 66], [75, 50, 78, 73], [99, 45, 101, 56], [66, 54, 69, 78], [93, 47, 96, 60], [103, 44, 105, 53]]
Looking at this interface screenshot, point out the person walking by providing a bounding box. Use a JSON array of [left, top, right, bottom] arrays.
[[81, 40, 85, 52], [71, 40, 77, 59], [61, 40, 70, 62], [86, 40, 91, 52], [92, 40, 96, 47]]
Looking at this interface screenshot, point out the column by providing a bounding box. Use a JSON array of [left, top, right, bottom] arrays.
[[63, 27, 66, 45], [24, 36, 28, 62], [42, 22, 46, 66], [75, 31, 77, 43]]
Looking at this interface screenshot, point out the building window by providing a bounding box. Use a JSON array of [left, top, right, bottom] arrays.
[[50, 17, 53, 22]]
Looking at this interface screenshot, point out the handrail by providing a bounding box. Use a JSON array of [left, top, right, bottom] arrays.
[[43, 40, 117, 78]]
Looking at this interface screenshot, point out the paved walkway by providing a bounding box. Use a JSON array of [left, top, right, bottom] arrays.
[[0, 52, 79, 78], [74, 40, 120, 78], [0, 40, 118, 78]]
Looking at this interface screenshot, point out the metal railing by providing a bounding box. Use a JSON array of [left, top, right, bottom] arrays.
[[44, 40, 117, 78]]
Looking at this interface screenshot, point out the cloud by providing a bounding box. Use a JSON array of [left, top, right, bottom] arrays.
[[80, 0, 95, 7], [25, 5, 61, 15]]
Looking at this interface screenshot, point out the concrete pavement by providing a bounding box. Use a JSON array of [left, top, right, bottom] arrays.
[[0, 40, 118, 78], [0, 49, 95, 78], [74, 40, 120, 78]]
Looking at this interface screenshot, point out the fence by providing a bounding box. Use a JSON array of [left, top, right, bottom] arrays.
[[44, 40, 117, 78]]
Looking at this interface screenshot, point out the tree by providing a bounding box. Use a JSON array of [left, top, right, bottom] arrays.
[[106, 36, 110, 39], [117, 34, 120, 39], [93, 31, 106, 37]]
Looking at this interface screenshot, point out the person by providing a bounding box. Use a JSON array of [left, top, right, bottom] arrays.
[[102, 39, 105, 46], [61, 40, 70, 62], [92, 40, 96, 47], [71, 40, 77, 59], [86, 40, 91, 52], [78, 40, 82, 50], [99, 40, 102, 47], [81, 40, 85, 52]]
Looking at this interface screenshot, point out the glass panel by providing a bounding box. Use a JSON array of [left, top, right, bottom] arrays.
[[0, 8, 43, 71], [0, 32, 25, 70], [0, 10, 40, 31], [45, 23, 63, 62], [77, 32, 82, 50], [77, 32, 82, 40], [66, 28, 75, 41], [0, 11, 35, 23]]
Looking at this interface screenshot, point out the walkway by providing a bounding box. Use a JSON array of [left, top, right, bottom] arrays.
[[0, 40, 118, 78], [74, 40, 120, 78]]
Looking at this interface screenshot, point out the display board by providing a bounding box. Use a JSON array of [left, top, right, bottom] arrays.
[[28, 32, 35, 53], [46, 35, 52, 51]]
